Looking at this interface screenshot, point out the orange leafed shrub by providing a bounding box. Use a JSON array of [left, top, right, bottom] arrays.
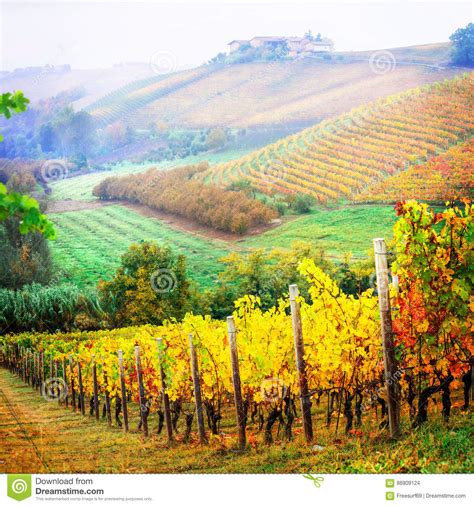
[[93, 162, 277, 234]]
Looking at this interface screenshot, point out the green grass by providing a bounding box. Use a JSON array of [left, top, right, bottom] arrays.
[[49, 205, 231, 289], [242, 205, 397, 259], [48, 204, 397, 289], [50, 149, 250, 201]]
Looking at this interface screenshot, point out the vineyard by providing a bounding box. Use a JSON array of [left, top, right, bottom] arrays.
[[86, 66, 214, 127], [1, 201, 472, 471], [84, 55, 463, 130], [202, 73, 474, 202], [356, 138, 474, 203]]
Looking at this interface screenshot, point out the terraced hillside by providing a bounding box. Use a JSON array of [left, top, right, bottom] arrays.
[[356, 138, 474, 203], [86, 66, 215, 126], [202, 73, 473, 202], [85, 46, 464, 130]]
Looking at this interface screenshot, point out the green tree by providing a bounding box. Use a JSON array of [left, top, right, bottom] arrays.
[[98, 242, 192, 326], [0, 218, 53, 289], [216, 242, 335, 311], [0, 174, 54, 289], [449, 23, 474, 67], [0, 90, 56, 281], [39, 123, 56, 152], [52, 107, 98, 157]]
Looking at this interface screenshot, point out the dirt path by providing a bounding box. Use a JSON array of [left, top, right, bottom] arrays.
[[0, 368, 253, 473], [46, 199, 113, 213]]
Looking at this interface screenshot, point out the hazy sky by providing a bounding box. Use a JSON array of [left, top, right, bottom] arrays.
[[0, 0, 472, 70]]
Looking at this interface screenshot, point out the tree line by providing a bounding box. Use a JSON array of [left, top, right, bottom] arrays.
[[93, 162, 278, 234]]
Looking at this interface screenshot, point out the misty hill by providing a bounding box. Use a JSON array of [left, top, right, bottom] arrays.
[[0, 63, 156, 109], [84, 43, 463, 131]]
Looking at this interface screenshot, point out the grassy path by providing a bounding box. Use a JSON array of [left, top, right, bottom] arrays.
[[0, 386, 48, 472], [0, 368, 471, 474]]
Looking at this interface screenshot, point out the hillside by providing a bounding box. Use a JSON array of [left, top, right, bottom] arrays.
[[356, 138, 474, 203], [84, 43, 464, 130], [202, 73, 473, 202], [0, 64, 156, 108], [337, 42, 453, 66]]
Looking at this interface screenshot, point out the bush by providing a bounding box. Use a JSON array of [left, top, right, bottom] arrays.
[[287, 193, 314, 214], [97, 242, 193, 327], [93, 163, 278, 234]]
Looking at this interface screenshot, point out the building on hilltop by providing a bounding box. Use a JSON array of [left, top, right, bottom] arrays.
[[228, 35, 334, 56]]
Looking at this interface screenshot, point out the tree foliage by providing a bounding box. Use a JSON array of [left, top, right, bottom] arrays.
[[93, 163, 278, 234], [392, 200, 473, 424], [450, 23, 474, 67], [97, 242, 193, 327]]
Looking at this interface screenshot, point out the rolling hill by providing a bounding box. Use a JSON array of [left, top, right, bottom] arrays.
[[83, 43, 464, 131], [201, 73, 474, 202], [0, 63, 156, 109]]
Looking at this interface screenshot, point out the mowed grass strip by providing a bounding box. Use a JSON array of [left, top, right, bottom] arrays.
[[242, 205, 397, 258], [49, 205, 231, 289]]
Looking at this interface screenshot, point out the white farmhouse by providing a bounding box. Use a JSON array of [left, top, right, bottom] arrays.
[[228, 35, 334, 55]]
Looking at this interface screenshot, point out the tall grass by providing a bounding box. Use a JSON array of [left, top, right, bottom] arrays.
[[0, 283, 103, 334]]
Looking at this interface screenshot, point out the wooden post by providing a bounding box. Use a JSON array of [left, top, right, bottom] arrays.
[[77, 362, 85, 416], [92, 355, 100, 421], [25, 350, 30, 385], [134, 345, 149, 437], [289, 284, 313, 443], [39, 351, 45, 392], [226, 316, 246, 450], [156, 338, 173, 442], [62, 358, 68, 407], [22, 350, 26, 382], [373, 238, 401, 439], [118, 350, 129, 432], [104, 372, 112, 426], [54, 360, 60, 404], [69, 357, 76, 411], [34, 353, 39, 389], [188, 333, 207, 444]]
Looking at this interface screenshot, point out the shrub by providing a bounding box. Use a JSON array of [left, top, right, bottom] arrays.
[[93, 163, 278, 234], [97, 242, 192, 327]]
